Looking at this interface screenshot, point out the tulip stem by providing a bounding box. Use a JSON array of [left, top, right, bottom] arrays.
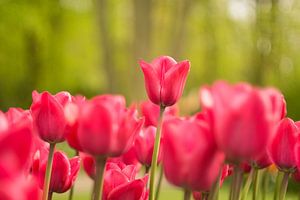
[[261, 169, 269, 200], [241, 167, 254, 200], [68, 150, 79, 200], [252, 168, 260, 200], [155, 167, 164, 200], [208, 168, 222, 200], [274, 171, 283, 200], [278, 171, 289, 200], [42, 143, 56, 200], [202, 192, 209, 200], [48, 191, 53, 200], [231, 165, 243, 200], [149, 105, 165, 200], [93, 157, 106, 200], [183, 189, 191, 200]]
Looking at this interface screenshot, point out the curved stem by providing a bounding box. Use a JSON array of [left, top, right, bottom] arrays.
[[252, 168, 260, 200], [278, 172, 289, 200], [232, 165, 243, 200], [155, 167, 164, 200], [93, 157, 106, 200], [241, 167, 254, 200], [208, 167, 222, 200], [68, 150, 79, 200], [42, 143, 56, 200], [149, 105, 165, 200], [183, 189, 191, 200]]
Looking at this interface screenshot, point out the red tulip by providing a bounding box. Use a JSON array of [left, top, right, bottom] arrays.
[[133, 126, 162, 167], [162, 116, 224, 191], [200, 81, 273, 162], [193, 192, 202, 200], [64, 95, 86, 151], [103, 162, 148, 200], [253, 151, 272, 169], [269, 118, 299, 171], [139, 56, 190, 107], [140, 100, 178, 127], [30, 91, 72, 143], [37, 151, 80, 193], [108, 147, 141, 170], [77, 95, 144, 157]]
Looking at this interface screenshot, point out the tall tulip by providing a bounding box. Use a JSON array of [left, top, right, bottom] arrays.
[[30, 90, 72, 200], [77, 95, 143, 200], [139, 56, 190, 200], [162, 116, 224, 193]]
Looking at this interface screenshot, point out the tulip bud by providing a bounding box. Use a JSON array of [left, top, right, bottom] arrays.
[[38, 151, 80, 193], [139, 56, 190, 107], [30, 91, 72, 143], [269, 118, 299, 171]]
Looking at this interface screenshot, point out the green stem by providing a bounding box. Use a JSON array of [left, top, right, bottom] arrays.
[[278, 172, 290, 200], [48, 191, 53, 200], [241, 167, 254, 200], [42, 143, 56, 200], [183, 189, 191, 200], [274, 171, 283, 200], [252, 168, 260, 200], [155, 167, 164, 200], [208, 168, 222, 200], [93, 157, 106, 200], [149, 105, 165, 200], [68, 150, 79, 200], [232, 165, 243, 200], [261, 169, 269, 200]]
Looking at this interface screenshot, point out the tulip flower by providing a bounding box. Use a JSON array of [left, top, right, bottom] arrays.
[[108, 147, 141, 171], [133, 126, 161, 169], [269, 118, 299, 171], [64, 95, 86, 152], [139, 56, 190, 107], [77, 95, 143, 200], [199, 81, 273, 162], [35, 151, 80, 196], [162, 116, 224, 192], [103, 162, 148, 200], [140, 100, 178, 127], [81, 153, 96, 180]]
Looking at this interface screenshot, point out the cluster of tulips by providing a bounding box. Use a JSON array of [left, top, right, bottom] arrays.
[[1, 55, 300, 200]]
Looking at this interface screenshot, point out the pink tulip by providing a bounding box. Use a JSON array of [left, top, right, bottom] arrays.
[[200, 81, 273, 162], [81, 153, 96, 179], [103, 162, 148, 200], [140, 100, 178, 127], [30, 91, 72, 143], [139, 56, 190, 107], [36, 151, 80, 193], [162, 116, 224, 191], [77, 95, 144, 157], [133, 126, 161, 167], [108, 147, 141, 170], [269, 118, 299, 171], [64, 95, 86, 151]]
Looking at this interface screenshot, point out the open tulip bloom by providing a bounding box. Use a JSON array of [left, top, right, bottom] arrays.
[[1, 56, 300, 200]]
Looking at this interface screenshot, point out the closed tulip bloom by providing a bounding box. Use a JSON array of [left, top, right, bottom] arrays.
[[77, 95, 144, 157], [253, 151, 272, 169], [103, 162, 148, 200], [30, 91, 72, 143], [140, 100, 178, 127], [80, 153, 96, 180], [108, 147, 141, 170], [133, 126, 161, 167], [200, 81, 273, 162], [37, 151, 80, 193], [139, 56, 190, 107], [64, 95, 86, 151], [269, 118, 299, 171], [162, 117, 224, 191]]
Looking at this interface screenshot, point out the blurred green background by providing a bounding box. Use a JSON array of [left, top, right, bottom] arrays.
[[1, 0, 300, 119], [1, 0, 300, 199]]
